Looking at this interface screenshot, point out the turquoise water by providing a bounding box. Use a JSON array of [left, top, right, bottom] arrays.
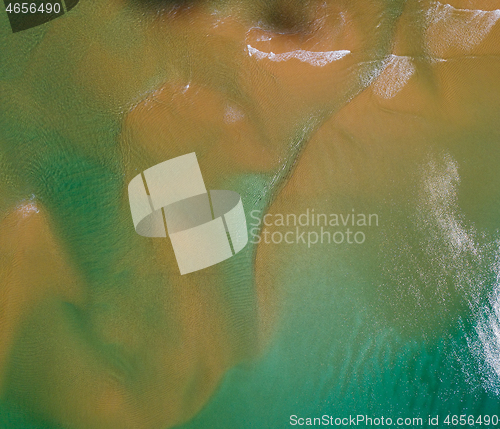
[[1, 0, 500, 427], [181, 292, 500, 428]]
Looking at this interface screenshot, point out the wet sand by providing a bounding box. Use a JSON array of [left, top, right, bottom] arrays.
[[1, 0, 500, 427]]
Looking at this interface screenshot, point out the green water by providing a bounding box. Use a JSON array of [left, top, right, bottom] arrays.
[[1, 0, 500, 427]]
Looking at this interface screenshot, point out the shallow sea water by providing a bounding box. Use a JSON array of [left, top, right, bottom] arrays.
[[1, 0, 500, 428]]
